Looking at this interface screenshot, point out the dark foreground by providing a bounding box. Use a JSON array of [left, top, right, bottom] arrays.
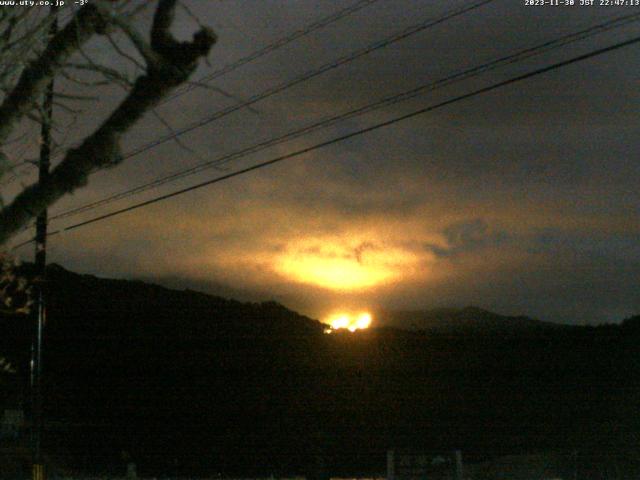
[[1, 265, 639, 478]]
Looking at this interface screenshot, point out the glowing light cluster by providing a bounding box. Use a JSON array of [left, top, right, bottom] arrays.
[[324, 312, 372, 333]]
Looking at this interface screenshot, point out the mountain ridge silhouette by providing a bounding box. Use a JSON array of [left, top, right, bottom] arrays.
[[0, 263, 638, 477]]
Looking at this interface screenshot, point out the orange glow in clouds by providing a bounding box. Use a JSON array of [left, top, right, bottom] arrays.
[[324, 312, 372, 333], [276, 237, 417, 291]]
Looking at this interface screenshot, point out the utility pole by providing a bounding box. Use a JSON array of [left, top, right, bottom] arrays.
[[31, 7, 57, 480]]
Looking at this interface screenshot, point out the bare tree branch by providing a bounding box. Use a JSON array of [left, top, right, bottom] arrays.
[[108, 15, 160, 67], [0, 4, 111, 146], [151, 108, 211, 165], [66, 61, 135, 88], [0, 0, 216, 245]]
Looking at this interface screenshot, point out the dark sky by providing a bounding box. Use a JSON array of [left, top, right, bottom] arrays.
[[7, 0, 640, 325]]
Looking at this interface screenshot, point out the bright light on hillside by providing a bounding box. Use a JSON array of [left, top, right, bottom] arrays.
[[324, 312, 372, 333]]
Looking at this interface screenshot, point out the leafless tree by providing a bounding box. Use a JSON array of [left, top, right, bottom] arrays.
[[0, 0, 216, 246]]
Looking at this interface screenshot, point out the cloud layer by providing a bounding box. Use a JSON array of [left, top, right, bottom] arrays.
[[10, 0, 637, 325]]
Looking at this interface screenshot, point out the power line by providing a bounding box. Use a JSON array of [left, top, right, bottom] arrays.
[[162, 0, 382, 105], [48, 0, 495, 216], [12, 33, 638, 250], [23, 0, 380, 174], [120, 0, 495, 160], [12, 0, 493, 214], [6, 0, 496, 239], [50, 11, 640, 221]]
